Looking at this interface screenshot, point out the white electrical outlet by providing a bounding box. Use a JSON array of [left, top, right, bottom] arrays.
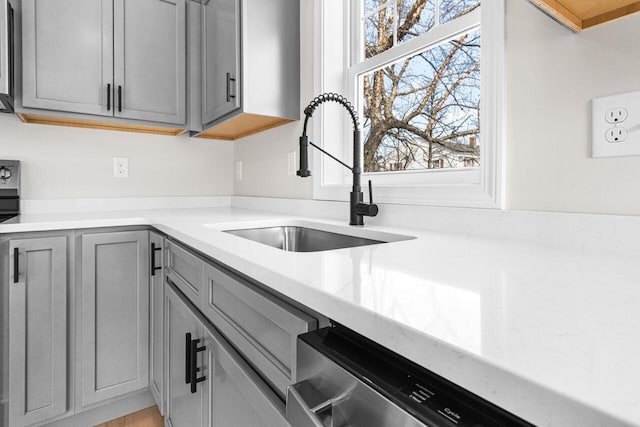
[[605, 127, 628, 143], [113, 157, 129, 178], [236, 161, 243, 180], [605, 107, 628, 124], [287, 151, 296, 176], [592, 90, 640, 158]]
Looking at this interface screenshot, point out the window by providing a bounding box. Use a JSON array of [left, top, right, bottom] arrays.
[[312, 0, 504, 208], [356, 1, 481, 173]]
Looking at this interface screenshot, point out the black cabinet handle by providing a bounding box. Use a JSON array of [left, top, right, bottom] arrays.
[[13, 248, 19, 284], [226, 72, 236, 102], [118, 85, 122, 112], [190, 337, 206, 393], [107, 84, 111, 111], [185, 332, 192, 384], [151, 243, 162, 276]]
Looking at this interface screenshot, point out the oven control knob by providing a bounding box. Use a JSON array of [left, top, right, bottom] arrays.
[[0, 167, 11, 180]]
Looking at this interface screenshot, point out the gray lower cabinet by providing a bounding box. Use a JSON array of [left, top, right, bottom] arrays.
[[8, 236, 68, 427], [166, 239, 205, 309], [166, 277, 289, 427], [22, 0, 186, 125], [149, 231, 165, 414], [165, 281, 206, 427], [203, 322, 289, 427], [80, 230, 150, 407], [202, 262, 317, 396]]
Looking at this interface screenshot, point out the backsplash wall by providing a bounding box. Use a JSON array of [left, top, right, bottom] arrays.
[[234, 0, 640, 216], [505, 0, 640, 215], [0, 114, 234, 199]]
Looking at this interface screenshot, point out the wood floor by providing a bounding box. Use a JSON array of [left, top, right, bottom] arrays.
[[96, 406, 164, 427]]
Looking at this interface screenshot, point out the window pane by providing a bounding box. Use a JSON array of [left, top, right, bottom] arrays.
[[364, 1, 396, 58], [440, 0, 480, 24], [362, 1, 480, 59], [397, 0, 437, 43], [361, 30, 481, 173]]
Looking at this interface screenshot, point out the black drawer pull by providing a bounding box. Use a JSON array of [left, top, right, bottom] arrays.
[[190, 337, 206, 393], [226, 72, 236, 102], [151, 243, 162, 276], [185, 332, 192, 384], [118, 85, 122, 112], [13, 247, 19, 284], [107, 84, 111, 111]]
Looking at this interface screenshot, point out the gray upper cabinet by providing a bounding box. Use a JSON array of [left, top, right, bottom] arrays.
[[21, 0, 186, 124], [79, 231, 149, 407], [9, 236, 67, 427], [21, 0, 113, 116], [202, 0, 240, 124], [114, 0, 186, 124], [149, 231, 165, 414], [1, 0, 14, 106], [193, 0, 299, 140]]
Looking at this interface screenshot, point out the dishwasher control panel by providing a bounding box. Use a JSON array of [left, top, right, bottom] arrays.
[[401, 382, 476, 426]]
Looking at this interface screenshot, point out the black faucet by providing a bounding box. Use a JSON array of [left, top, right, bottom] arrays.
[[297, 93, 378, 226]]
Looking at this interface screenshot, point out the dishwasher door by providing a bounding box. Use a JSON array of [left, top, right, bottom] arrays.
[[286, 326, 534, 427]]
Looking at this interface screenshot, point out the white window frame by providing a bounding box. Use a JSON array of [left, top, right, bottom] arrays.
[[311, 0, 505, 208]]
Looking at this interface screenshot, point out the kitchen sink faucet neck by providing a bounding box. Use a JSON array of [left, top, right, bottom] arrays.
[[297, 93, 378, 226]]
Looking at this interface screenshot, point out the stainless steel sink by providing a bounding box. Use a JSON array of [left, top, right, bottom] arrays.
[[223, 226, 385, 252]]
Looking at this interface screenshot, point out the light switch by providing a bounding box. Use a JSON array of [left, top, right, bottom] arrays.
[[236, 161, 243, 180], [287, 151, 296, 176]]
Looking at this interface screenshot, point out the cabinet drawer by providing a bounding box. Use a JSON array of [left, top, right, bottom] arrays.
[[203, 263, 317, 396], [166, 240, 204, 308]]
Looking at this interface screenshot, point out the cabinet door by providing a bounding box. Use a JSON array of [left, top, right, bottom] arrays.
[[113, 0, 186, 124], [149, 232, 165, 414], [165, 282, 205, 427], [21, 0, 113, 115], [0, 0, 11, 100], [9, 237, 67, 427], [202, 0, 241, 125], [203, 324, 288, 427], [80, 231, 149, 407]]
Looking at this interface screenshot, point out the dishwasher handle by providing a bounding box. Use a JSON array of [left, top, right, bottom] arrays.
[[286, 380, 355, 427]]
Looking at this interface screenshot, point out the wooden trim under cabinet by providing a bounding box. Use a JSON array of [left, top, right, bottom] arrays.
[[18, 114, 187, 136], [196, 113, 293, 141], [529, 0, 640, 31]]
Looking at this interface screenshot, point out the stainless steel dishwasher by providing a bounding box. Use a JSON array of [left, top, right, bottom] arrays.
[[286, 326, 534, 427]]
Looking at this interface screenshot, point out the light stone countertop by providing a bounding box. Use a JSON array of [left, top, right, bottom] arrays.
[[1, 206, 638, 427]]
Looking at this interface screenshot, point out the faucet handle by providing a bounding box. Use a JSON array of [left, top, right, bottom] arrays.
[[355, 180, 379, 218]]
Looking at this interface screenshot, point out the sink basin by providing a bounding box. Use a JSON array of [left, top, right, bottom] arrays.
[[224, 226, 384, 252]]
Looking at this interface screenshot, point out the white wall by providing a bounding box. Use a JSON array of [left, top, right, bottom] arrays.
[[233, 121, 313, 199], [233, 0, 314, 200], [234, 0, 640, 215], [0, 114, 233, 199], [506, 0, 640, 215]]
